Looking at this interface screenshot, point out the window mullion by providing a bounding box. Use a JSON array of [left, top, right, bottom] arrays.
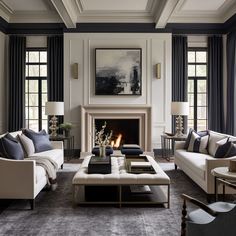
[[38, 79, 42, 131]]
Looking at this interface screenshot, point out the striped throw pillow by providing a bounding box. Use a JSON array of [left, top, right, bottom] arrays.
[[187, 130, 209, 154]]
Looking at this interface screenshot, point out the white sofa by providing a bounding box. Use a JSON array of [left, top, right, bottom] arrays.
[[0, 131, 64, 209], [174, 130, 236, 198]]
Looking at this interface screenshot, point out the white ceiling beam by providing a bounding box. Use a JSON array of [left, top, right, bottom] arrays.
[[0, 0, 13, 22], [50, 0, 77, 28], [154, 0, 179, 28]]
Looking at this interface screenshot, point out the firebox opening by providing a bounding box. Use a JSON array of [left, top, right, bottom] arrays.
[[95, 119, 139, 149]]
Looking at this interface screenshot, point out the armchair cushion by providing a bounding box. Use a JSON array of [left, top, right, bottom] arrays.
[[0, 133, 24, 160], [23, 129, 52, 153]]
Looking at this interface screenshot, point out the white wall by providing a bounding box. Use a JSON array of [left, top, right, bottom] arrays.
[[64, 33, 172, 150], [0, 32, 8, 133]]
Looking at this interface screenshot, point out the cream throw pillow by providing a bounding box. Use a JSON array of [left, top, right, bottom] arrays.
[[18, 133, 35, 157]]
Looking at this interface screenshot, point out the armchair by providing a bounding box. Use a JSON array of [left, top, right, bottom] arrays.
[[181, 179, 236, 236]]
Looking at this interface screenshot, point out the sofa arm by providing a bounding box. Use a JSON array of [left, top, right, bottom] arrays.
[[50, 141, 63, 149], [206, 156, 236, 193], [0, 157, 36, 199], [175, 141, 186, 151]]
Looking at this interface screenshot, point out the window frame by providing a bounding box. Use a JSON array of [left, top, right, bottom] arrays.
[[25, 47, 47, 131], [188, 47, 208, 131]]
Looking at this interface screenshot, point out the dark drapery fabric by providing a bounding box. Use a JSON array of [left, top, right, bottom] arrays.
[[207, 36, 224, 133], [8, 36, 26, 132], [172, 35, 188, 133], [226, 31, 236, 135], [47, 36, 64, 127]]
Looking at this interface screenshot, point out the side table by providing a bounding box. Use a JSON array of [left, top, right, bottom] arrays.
[[50, 135, 75, 160], [161, 134, 187, 161], [211, 167, 236, 201]]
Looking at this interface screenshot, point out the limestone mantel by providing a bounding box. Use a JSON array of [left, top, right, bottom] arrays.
[[80, 106, 152, 152]]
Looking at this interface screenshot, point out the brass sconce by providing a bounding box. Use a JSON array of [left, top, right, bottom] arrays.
[[71, 63, 78, 79], [156, 63, 161, 79]]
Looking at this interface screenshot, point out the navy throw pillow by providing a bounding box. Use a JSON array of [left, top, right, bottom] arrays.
[[0, 133, 24, 160], [121, 148, 143, 155], [184, 129, 209, 150], [214, 138, 236, 158], [92, 146, 113, 156], [23, 129, 52, 153]]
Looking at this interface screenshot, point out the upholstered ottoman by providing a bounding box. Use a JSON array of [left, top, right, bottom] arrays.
[[72, 155, 170, 207]]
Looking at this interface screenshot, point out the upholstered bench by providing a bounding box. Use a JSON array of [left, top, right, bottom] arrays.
[[72, 155, 170, 207]]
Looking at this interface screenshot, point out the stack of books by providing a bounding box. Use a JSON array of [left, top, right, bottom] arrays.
[[130, 161, 156, 174], [88, 156, 111, 174]]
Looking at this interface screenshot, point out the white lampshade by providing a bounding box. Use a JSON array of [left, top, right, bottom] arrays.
[[45, 102, 64, 116], [171, 102, 189, 116]]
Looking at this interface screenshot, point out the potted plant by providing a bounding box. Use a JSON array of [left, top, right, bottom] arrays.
[[59, 122, 73, 137]]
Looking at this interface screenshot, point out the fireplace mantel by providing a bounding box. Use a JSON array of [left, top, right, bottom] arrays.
[[80, 106, 152, 152]]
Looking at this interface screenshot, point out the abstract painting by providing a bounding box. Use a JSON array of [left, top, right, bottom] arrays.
[[95, 48, 142, 95]]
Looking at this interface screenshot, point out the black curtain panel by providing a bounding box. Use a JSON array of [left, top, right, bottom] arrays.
[[226, 31, 236, 135], [47, 35, 64, 129], [8, 36, 26, 132], [172, 35, 188, 134], [207, 36, 224, 133]]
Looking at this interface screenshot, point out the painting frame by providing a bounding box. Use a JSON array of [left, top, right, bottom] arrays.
[[95, 48, 142, 96]]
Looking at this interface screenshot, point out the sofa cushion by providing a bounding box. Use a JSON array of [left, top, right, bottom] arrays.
[[23, 129, 52, 153], [0, 133, 24, 160], [175, 149, 213, 180], [18, 133, 35, 157], [29, 149, 63, 169], [187, 130, 209, 154], [208, 131, 228, 156]]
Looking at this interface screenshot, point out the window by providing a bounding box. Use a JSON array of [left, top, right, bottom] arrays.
[[187, 48, 208, 131], [25, 49, 48, 131]]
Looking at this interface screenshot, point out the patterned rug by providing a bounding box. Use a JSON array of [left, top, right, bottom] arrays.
[[0, 163, 206, 236]]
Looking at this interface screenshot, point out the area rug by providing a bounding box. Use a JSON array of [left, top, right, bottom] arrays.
[[0, 163, 206, 236]]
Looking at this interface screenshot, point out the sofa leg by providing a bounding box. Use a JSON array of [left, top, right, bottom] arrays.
[[29, 199, 35, 210], [61, 164, 63, 169], [175, 164, 177, 170]]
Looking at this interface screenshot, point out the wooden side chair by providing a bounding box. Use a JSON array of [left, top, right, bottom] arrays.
[[181, 179, 236, 236]]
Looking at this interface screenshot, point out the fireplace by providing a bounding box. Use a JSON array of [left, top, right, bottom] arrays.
[[80, 106, 152, 152], [95, 119, 139, 149]]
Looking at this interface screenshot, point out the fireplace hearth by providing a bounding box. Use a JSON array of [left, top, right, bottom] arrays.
[[95, 119, 139, 149], [80, 106, 152, 152]]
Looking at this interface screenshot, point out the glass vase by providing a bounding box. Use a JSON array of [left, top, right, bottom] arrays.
[[99, 145, 106, 158]]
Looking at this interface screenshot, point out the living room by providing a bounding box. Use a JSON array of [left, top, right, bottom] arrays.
[[0, 0, 236, 235]]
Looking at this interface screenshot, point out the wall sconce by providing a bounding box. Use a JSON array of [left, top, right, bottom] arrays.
[[156, 63, 161, 79], [71, 63, 78, 79]]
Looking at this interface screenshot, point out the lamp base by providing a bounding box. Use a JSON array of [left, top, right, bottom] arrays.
[[49, 115, 58, 137], [175, 115, 184, 137]]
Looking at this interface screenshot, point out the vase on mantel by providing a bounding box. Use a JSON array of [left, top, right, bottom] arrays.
[[99, 145, 106, 158]]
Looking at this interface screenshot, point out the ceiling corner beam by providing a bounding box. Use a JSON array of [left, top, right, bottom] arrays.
[[154, 0, 179, 29], [51, 0, 77, 28]]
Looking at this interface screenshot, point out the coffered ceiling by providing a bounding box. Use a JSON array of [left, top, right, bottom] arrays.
[[0, 0, 236, 28]]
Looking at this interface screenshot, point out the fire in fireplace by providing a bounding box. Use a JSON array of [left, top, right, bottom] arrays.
[[95, 119, 139, 149]]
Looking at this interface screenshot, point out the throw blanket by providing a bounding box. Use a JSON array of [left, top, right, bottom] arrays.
[[27, 156, 58, 189]]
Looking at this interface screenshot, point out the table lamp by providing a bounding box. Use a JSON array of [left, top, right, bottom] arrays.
[[171, 102, 189, 137], [45, 102, 64, 137]]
